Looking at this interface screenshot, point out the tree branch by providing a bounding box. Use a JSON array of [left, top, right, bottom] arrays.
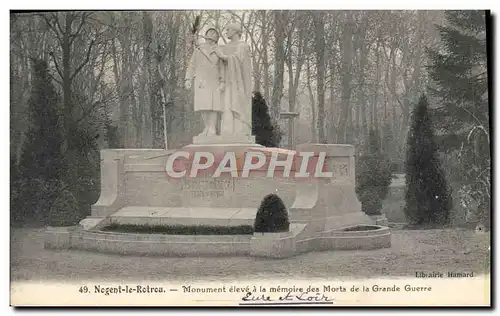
[[48, 51, 63, 80], [228, 11, 262, 55], [384, 72, 404, 110], [89, 42, 108, 102], [70, 39, 95, 82], [69, 12, 89, 45], [53, 12, 65, 35], [48, 72, 63, 86], [40, 13, 62, 44], [75, 100, 103, 125]]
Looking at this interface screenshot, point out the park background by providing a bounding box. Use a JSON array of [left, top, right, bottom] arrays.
[[9, 10, 490, 239]]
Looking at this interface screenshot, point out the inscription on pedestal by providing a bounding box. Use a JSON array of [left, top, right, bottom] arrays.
[[181, 177, 234, 199], [332, 163, 349, 178], [329, 157, 350, 180]]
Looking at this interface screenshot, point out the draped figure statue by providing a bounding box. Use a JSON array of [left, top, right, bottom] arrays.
[[213, 23, 253, 137], [185, 28, 225, 136]]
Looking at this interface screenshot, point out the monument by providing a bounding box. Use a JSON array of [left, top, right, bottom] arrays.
[[185, 28, 224, 137], [45, 21, 390, 258], [186, 23, 255, 145]]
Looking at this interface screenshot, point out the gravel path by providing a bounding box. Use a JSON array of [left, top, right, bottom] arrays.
[[10, 228, 490, 283]]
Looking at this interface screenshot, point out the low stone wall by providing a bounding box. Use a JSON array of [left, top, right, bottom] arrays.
[[45, 224, 390, 258], [69, 230, 252, 257], [250, 231, 296, 258], [321, 225, 391, 250], [44, 226, 77, 249]]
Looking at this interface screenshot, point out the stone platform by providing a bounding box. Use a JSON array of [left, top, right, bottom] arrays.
[[44, 143, 391, 258], [108, 206, 257, 227]]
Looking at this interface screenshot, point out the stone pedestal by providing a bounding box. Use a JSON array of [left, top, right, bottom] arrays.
[[80, 145, 298, 229], [192, 135, 256, 145], [80, 144, 374, 233], [63, 142, 390, 257], [290, 144, 373, 238]]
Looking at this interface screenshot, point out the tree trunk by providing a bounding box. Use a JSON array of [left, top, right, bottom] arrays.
[[328, 58, 336, 142], [338, 13, 353, 144], [111, 35, 129, 149], [150, 15, 166, 149], [261, 11, 270, 103], [313, 11, 326, 143], [372, 39, 381, 132], [141, 11, 154, 147], [271, 10, 286, 121], [358, 18, 369, 141], [306, 58, 316, 143], [62, 13, 73, 140], [163, 13, 182, 149]]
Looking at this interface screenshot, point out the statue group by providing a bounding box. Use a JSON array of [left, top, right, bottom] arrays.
[[185, 23, 253, 139]]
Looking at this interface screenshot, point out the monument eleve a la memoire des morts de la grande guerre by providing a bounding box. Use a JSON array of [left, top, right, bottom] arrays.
[[44, 23, 391, 258]]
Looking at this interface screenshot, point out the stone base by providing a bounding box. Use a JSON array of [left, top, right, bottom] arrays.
[[79, 217, 108, 230], [55, 143, 392, 258], [250, 231, 296, 259], [44, 226, 79, 249], [192, 135, 256, 145], [43, 221, 390, 258], [370, 214, 389, 226]]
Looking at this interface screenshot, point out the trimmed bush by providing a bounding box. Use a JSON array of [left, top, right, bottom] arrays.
[[356, 129, 392, 216], [404, 95, 452, 226], [11, 178, 84, 227], [254, 194, 290, 233], [252, 91, 282, 147]]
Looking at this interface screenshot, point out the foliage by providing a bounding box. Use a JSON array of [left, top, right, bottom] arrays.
[[342, 225, 381, 231], [47, 183, 80, 226], [102, 224, 254, 235], [12, 59, 99, 227], [427, 10, 490, 227], [12, 60, 65, 226], [254, 193, 290, 233], [12, 177, 94, 227], [9, 11, 470, 228], [12, 179, 67, 226], [252, 91, 282, 147], [404, 95, 452, 226], [18, 59, 67, 182], [356, 129, 392, 216]]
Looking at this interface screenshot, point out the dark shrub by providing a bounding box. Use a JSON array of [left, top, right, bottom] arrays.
[[252, 91, 282, 147], [47, 183, 80, 227], [254, 194, 290, 233], [404, 95, 452, 226], [356, 129, 392, 216]]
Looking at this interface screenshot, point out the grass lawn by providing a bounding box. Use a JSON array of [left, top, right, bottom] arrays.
[[10, 227, 490, 282]]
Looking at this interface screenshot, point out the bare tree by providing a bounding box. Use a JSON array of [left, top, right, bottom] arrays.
[[271, 10, 287, 121], [313, 11, 326, 143], [338, 12, 354, 144]]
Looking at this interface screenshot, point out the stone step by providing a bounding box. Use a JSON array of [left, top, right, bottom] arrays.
[[109, 206, 258, 227]]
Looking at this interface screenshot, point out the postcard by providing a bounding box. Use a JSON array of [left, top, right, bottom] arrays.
[[10, 9, 491, 307]]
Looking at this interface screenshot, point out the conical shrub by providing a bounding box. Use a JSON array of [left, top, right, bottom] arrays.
[[254, 194, 290, 233]]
